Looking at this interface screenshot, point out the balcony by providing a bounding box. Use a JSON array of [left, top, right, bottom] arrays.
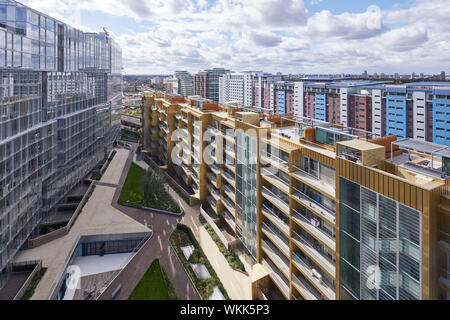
[[222, 207, 236, 230], [181, 164, 191, 176], [262, 187, 290, 215], [261, 257, 290, 299], [292, 211, 336, 252], [224, 162, 236, 174], [261, 151, 290, 173], [261, 205, 290, 236], [210, 164, 221, 175], [261, 168, 290, 195], [222, 185, 235, 203], [292, 231, 336, 279], [208, 185, 221, 202], [221, 170, 236, 188], [192, 182, 200, 195], [291, 187, 335, 225], [262, 222, 290, 257], [291, 273, 321, 300], [261, 239, 290, 278], [292, 254, 335, 300], [221, 196, 236, 217], [207, 172, 218, 188], [181, 173, 189, 186], [181, 116, 188, 123], [207, 195, 219, 213], [292, 166, 335, 199]]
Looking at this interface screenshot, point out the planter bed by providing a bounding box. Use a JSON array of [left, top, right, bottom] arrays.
[[169, 224, 230, 300], [118, 163, 181, 214], [203, 224, 246, 273]]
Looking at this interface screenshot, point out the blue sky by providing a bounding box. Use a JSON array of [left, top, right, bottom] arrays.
[[23, 0, 450, 75]]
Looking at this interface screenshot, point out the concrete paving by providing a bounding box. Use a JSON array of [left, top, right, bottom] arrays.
[[100, 148, 129, 185], [134, 151, 253, 300], [14, 148, 150, 300]]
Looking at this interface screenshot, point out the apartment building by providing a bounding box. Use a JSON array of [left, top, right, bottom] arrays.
[[294, 81, 450, 147], [194, 71, 207, 98], [219, 72, 254, 107], [174, 71, 194, 97], [163, 77, 179, 95], [143, 92, 450, 300], [0, 0, 122, 289], [269, 81, 295, 115], [253, 74, 283, 114]]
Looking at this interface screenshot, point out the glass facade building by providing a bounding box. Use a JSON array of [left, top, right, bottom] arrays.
[[0, 0, 122, 289], [339, 177, 421, 300], [236, 130, 258, 261]]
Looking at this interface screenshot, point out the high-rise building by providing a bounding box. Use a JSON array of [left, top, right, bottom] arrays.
[[194, 71, 207, 98], [219, 72, 255, 107], [253, 74, 283, 114], [0, 0, 122, 289], [163, 76, 179, 95], [174, 71, 194, 97], [294, 80, 450, 147], [143, 92, 450, 300], [194, 68, 230, 102]]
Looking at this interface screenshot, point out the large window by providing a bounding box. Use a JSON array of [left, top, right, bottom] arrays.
[[339, 178, 422, 300]]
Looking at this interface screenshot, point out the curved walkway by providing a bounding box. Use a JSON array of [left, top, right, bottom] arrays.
[[109, 144, 200, 300]]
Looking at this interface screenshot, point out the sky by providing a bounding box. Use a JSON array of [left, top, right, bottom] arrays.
[[22, 0, 450, 75]]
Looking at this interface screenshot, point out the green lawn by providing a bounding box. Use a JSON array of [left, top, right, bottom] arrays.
[[118, 163, 181, 213], [128, 259, 177, 300], [118, 163, 144, 206]]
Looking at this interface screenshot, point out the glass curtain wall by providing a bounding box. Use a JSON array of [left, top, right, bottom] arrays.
[[339, 177, 422, 300], [236, 130, 258, 261]]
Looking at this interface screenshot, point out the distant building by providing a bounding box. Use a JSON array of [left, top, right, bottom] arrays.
[[219, 72, 254, 107], [294, 80, 450, 146], [174, 71, 194, 97], [194, 68, 230, 102]]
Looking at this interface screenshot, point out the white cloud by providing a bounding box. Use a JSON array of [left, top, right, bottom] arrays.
[[22, 0, 450, 74]]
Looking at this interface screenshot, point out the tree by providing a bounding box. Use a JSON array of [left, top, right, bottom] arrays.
[[141, 168, 166, 202]]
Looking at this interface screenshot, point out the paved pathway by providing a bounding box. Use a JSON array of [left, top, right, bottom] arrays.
[[133, 152, 252, 300], [109, 145, 200, 300]]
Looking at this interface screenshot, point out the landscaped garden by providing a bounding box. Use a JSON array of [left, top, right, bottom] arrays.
[[128, 259, 178, 300], [120, 128, 141, 143], [117, 163, 181, 213], [143, 157, 191, 205], [203, 223, 246, 273], [170, 224, 230, 300], [21, 268, 47, 300]]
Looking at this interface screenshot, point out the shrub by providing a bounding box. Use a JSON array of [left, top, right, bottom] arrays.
[[170, 224, 230, 300]]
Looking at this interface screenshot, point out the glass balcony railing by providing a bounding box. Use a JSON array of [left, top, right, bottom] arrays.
[[221, 196, 236, 216], [222, 170, 236, 187], [292, 230, 336, 278], [222, 207, 236, 229], [210, 164, 221, 175], [262, 222, 290, 257], [292, 210, 336, 252], [291, 272, 321, 301], [260, 151, 290, 172], [262, 187, 290, 215], [292, 165, 335, 199], [261, 168, 290, 194], [291, 186, 336, 225], [208, 185, 221, 201], [261, 257, 290, 299], [261, 238, 290, 278], [222, 184, 235, 202], [292, 253, 335, 300], [207, 172, 218, 186], [262, 204, 290, 236]]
